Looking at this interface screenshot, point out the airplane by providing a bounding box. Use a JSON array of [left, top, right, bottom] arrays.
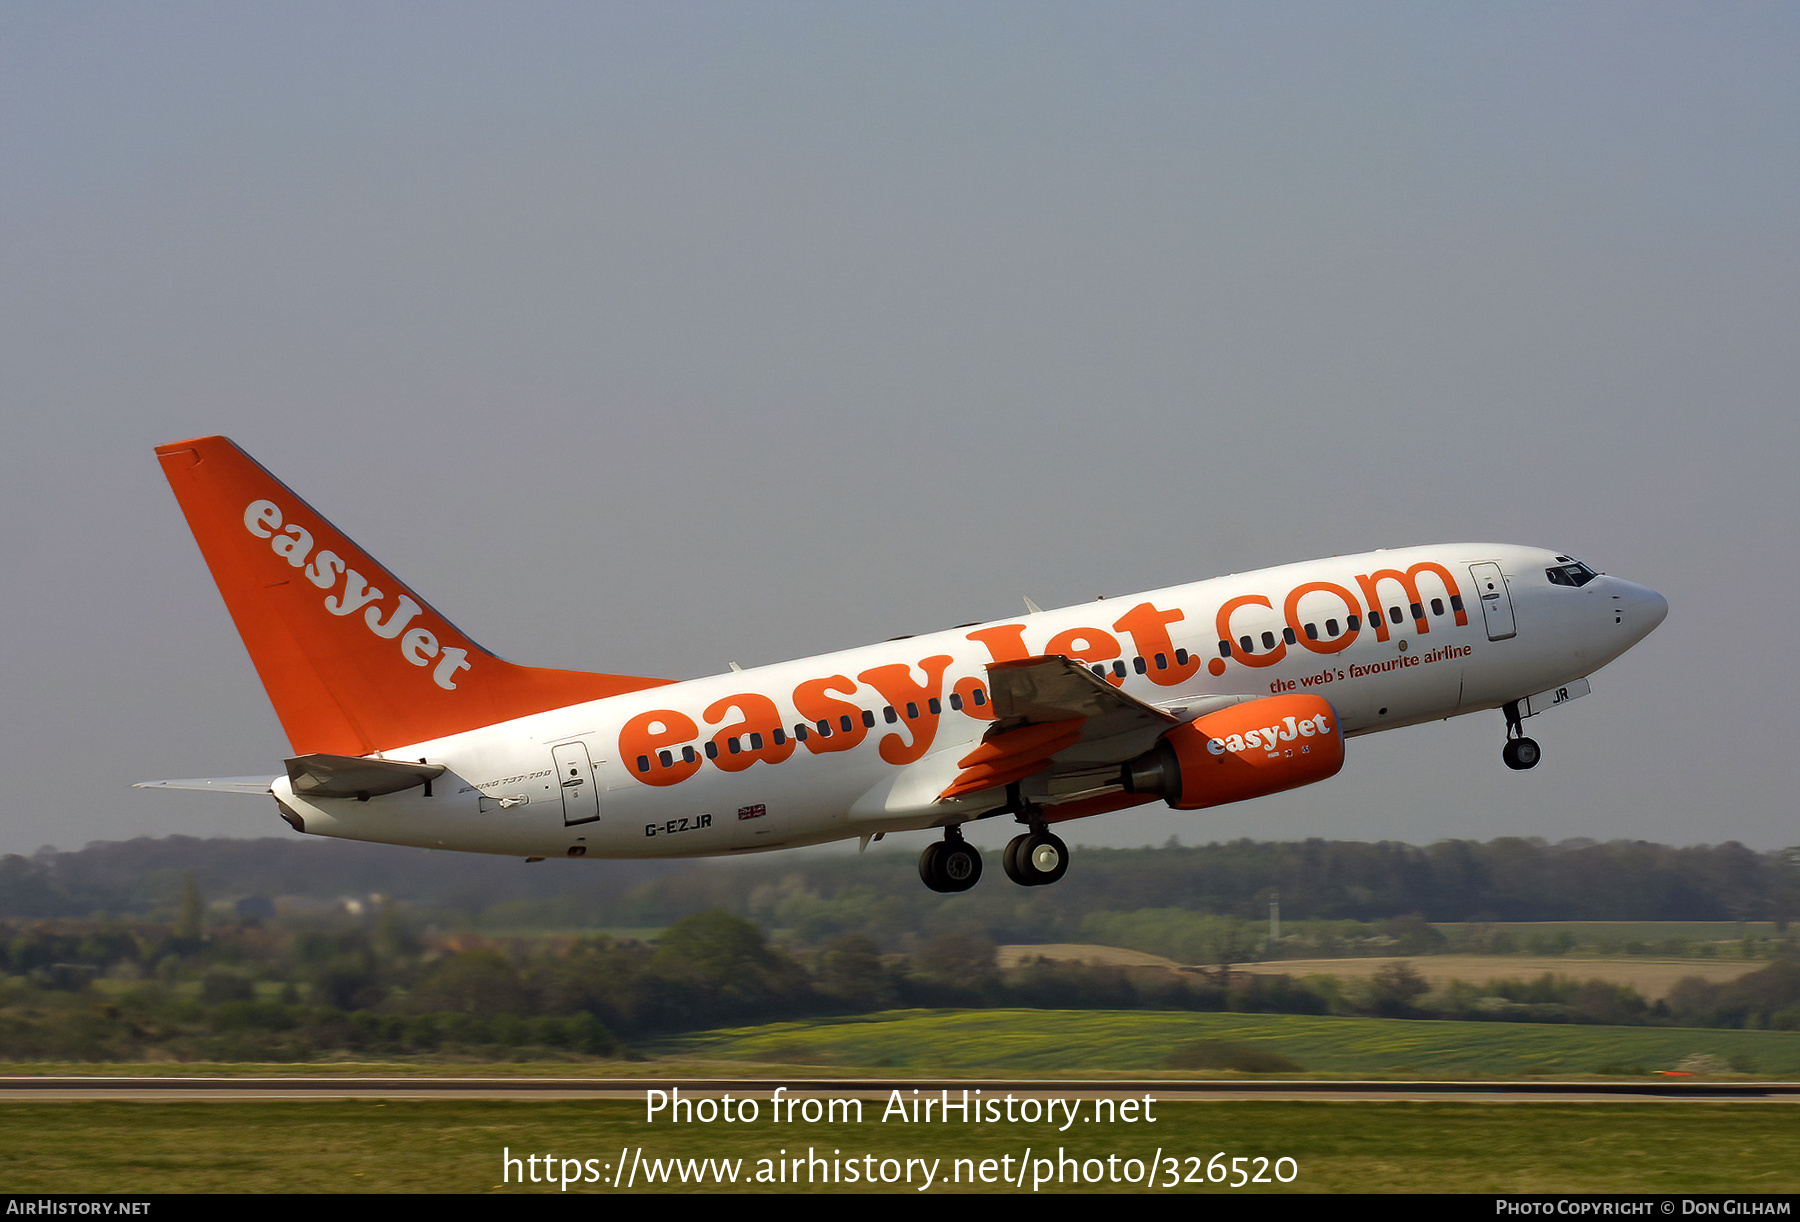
[[141, 436, 1668, 893]]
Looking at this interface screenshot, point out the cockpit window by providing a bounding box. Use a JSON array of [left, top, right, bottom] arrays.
[[1546, 560, 1599, 587]]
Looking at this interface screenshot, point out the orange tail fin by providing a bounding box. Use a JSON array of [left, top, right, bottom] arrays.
[[157, 436, 671, 756]]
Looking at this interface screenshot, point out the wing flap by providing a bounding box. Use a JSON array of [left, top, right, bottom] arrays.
[[938, 656, 1184, 802]]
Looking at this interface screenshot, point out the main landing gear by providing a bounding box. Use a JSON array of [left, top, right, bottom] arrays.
[[1000, 780, 1067, 887], [917, 825, 1070, 892], [1501, 700, 1541, 771], [918, 827, 983, 893], [918, 782, 1075, 893], [1003, 830, 1068, 887]]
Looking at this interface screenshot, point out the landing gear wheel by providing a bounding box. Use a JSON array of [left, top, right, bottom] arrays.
[[1004, 834, 1031, 884], [941, 840, 982, 891], [1502, 737, 1541, 771], [918, 841, 946, 889], [1003, 831, 1069, 886], [919, 837, 983, 893]]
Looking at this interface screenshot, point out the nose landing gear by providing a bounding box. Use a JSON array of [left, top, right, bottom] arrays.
[[1501, 700, 1541, 771]]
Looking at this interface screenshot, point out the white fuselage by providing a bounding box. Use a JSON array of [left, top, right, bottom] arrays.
[[271, 543, 1666, 860]]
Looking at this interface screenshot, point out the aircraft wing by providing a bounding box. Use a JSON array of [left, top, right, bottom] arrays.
[[985, 655, 1178, 739], [940, 655, 1244, 801]]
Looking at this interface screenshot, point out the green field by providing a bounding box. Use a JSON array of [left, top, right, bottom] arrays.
[[645, 1008, 1800, 1078], [6, 1009, 1800, 1193], [0, 1099, 1794, 1193]]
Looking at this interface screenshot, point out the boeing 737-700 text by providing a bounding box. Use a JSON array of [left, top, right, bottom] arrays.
[[141, 436, 1667, 892]]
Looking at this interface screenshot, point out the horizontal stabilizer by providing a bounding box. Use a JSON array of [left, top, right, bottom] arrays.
[[285, 754, 446, 800], [133, 776, 278, 796]]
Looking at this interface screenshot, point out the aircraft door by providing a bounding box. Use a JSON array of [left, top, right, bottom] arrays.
[[551, 741, 600, 826], [1469, 562, 1517, 641]]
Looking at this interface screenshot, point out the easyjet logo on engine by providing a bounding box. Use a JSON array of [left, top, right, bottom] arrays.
[[242, 499, 472, 690], [1205, 712, 1333, 758]]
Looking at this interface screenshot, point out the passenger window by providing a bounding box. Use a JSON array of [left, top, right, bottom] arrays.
[[772, 728, 785, 746], [928, 697, 941, 714], [1239, 635, 1254, 654], [906, 702, 919, 719], [884, 706, 897, 724], [1133, 656, 1147, 674], [1304, 622, 1318, 640], [1450, 595, 1465, 613], [817, 719, 832, 736], [1175, 648, 1189, 665], [972, 689, 987, 707], [841, 714, 855, 733], [1409, 602, 1423, 621], [950, 692, 964, 710], [705, 742, 719, 760], [1389, 606, 1403, 625], [636, 755, 650, 773], [682, 746, 696, 764], [1431, 598, 1444, 616], [1218, 640, 1232, 657], [863, 709, 877, 726], [727, 738, 741, 755], [1347, 615, 1361, 631], [1154, 653, 1167, 670], [658, 750, 672, 768], [1112, 661, 1127, 678], [749, 733, 763, 750], [1326, 619, 1340, 637], [794, 725, 808, 742], [1260, 631, 1276, 650], [1282, 627, 1297, 645]]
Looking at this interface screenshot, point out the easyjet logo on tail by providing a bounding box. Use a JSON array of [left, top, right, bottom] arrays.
[[242, 499, 472, 690]]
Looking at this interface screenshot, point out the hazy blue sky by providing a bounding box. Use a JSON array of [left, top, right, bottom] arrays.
[[3, 3, 1796, 863]]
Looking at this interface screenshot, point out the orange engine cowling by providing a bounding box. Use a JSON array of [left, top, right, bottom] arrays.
[[1122, 694, 1344, 811]]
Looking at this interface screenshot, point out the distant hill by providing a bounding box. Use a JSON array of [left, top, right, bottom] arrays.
[[1, 834, 1793, 933]]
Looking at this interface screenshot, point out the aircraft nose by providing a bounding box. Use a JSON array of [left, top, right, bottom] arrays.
[[1614, 580, 1668, 640]]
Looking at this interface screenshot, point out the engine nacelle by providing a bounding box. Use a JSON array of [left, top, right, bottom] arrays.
[[1123, 694, 1344, 811]]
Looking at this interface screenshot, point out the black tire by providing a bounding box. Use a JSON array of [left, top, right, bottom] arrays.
[[1003, 833, 1032, 886], [940, 841, 983, 892], [1019, 832, 1069, 886], [918, 841, 949, 891], [1502, 737, 1542, 771]]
